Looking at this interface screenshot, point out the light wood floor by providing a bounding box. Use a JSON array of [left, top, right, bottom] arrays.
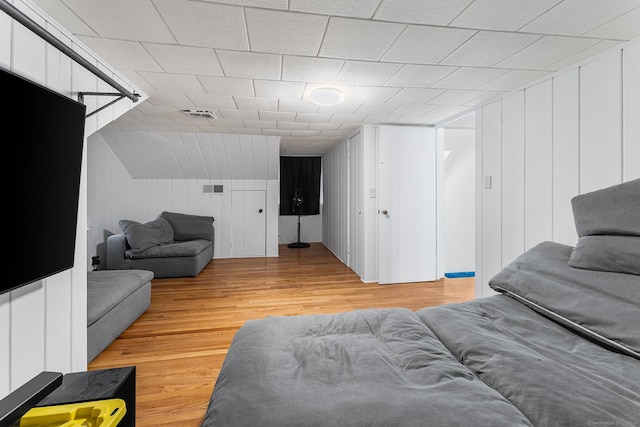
[[89, 243, 475, 426]]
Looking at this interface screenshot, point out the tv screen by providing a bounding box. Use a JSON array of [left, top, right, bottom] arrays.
[[2, 67, 86, 295]]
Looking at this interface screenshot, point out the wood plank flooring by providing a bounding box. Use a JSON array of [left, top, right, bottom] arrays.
[[89, 243, 475, 426]]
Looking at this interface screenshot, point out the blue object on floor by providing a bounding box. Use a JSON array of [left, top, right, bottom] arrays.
[[444, 272, 475, 278]]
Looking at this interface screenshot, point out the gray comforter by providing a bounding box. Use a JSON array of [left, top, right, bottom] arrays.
[[202, 242, 640, 426]]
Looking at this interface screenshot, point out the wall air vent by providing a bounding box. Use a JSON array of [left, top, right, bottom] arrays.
[[180, 109, 217, 119], [203, 184, 224, 194]]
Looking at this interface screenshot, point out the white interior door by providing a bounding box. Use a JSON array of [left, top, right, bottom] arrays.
[[231, 190, 266, 257], [377, 126, 438, 284]]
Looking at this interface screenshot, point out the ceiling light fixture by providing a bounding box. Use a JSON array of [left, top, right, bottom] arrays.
[[308, 87, 345, 107]]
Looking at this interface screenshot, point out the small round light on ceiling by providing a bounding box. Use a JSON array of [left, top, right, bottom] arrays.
[[308, 87, 345, 107]]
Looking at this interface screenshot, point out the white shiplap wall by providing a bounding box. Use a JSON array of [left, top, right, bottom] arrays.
[[88, 130, 280, 261], [322, 138, 349, 264], [0, 0, 142, 398], [475, 39, 640, 297]]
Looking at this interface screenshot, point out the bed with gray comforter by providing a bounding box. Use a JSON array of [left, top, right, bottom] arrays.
[[202, 180, 640, 426]]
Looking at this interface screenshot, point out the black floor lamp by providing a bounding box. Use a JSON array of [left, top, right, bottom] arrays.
[[288, 189, 310, 248]]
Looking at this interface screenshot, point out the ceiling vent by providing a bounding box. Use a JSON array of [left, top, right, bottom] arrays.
[[180, 109, 217, 119]]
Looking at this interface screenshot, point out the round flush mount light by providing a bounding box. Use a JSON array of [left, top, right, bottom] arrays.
[[307, 87, 345, 106]]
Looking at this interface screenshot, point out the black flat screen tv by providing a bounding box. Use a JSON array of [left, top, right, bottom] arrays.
[[2, 67, 86, 295]]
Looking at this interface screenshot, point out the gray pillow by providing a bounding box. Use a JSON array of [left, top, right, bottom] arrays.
[[568, 235, 640, 276], [571, 178, 640, 237], [119, 217, 174, 254], [160, 211, 213, 241]]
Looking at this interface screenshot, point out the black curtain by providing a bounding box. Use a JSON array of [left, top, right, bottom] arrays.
[[280, 156, 321, 215]]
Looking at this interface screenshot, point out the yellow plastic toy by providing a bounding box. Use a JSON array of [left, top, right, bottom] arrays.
[[18, 398, 126, 427]]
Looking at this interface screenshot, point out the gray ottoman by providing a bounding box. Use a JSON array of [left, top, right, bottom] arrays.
[[87, 269, 153, 362]]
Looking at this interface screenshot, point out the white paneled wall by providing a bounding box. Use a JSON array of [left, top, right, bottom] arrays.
[[322, 139, 349, 263], [1, 0, 142, 398], [475, 39, 640, 298], [88, 131, 280, 262]]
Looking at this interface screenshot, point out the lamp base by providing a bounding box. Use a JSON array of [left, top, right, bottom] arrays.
[[288, 242, 310, 248]]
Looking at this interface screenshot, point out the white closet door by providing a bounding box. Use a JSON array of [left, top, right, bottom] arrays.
[[376, 125, 438, 284], [231, 190, 266, 257]]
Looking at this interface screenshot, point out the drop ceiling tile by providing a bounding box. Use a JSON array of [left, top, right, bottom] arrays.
[[232, 127, 262, 135], [432, 67, 510, 89], [278, 122, 310, 130], [77, 37, 162, 71], [476, 70, 552, 91], [58, 0, 174, 42], [186, 93, 237, 110], [421, 106, 472, 123], [382, 26, 476, 64], [317, 103, 363, 114], [463, 91, 505, 106], [450, 0, 562, 31], [387, 88, 447, 104], [243, 120, 277, 129], [290, 130, 321, 137], [374, 0, 474, 26], [428, 90, 493, 105], [319, 17, 405, 61], [117, 70, 157, 94], [282, 56, 345, 83], [219, 110, 260, 121], [295, 113, 333, 123], [385, 64, 457, 88], [335, 61, 403, 85], [234, 97, 279, 111], [346, 86, 401, 103], [361, 113, 403, 124], [259, 111, 297, 121], [138, 72, 205, 92], [31, 0, 97, 36], [440, 31, 541, 67], [328, 114, 367, 124], [154, 0, 248, 49], [289, 0, 381, 18], [279, 99, 320, 113], [391, 104, 439, 116], [263, 129, 293, 136], [245, 9, 328, 56], [495, 36, 601, 70], [142, 43, 223, 76], [199, 76, 255, 97], [307, 122, 343, 130], [355, 103, 401, 115], [543, 40, 624, 71], [217, 51, 281, 79], [521, 0, 640, 36], [585, 7, 640, 40], [254, 80, 306, 100], [394, 115, 430, 125], [217, 0, 287, 9]]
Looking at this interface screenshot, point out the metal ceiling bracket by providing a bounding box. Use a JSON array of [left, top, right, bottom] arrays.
[[78, 92, 139, 118]]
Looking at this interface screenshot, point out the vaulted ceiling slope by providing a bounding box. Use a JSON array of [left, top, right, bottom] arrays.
[[32, 0, 640, 155]]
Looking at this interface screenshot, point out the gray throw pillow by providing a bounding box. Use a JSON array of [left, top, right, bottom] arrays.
[[569, 178, 640, 275], [571, 178, 640, 237], [568, 235, 640, 276], [160, 211, 214, 241], [119, 217, 174, 254]]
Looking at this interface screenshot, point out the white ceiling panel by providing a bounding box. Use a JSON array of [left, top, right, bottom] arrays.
[[59, 0, 174, 42], [382, 26, 477, 64], [476, 70, 552, 91], [450, 0, 562, 31], [198, 76, 255, 97], [246, 9, 327, 56], [584, 7, 640, 40], [153, 0, 248, 50], [335, 61, 402, 85], [432, 67, 510, 89], [216, 50, 281, 80], [521, 0, 640, 36], [143, 44, 223, 76], [385, 64, 457, 88], [319, 17, 405, 61], [440, 31, 541, 67], [289, 0, 380, 18], [33, 0, 639, 158], [281, 55, 345, 83], [495, 36, 602, 70], [374, 0, 473, 26], [254, 80, 306, 100], [76, 37, 162, 72]]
